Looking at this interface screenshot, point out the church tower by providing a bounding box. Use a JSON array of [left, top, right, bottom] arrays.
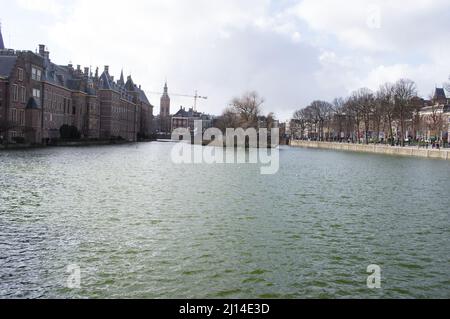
[[159, 82, 171, 133], [160, 82, 170, 117]]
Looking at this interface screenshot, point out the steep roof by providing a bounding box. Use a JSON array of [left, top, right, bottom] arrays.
[[100, 70, 134, 102], [0, 55, 17, 78], [0, 25, 5, 50], [434, 88, 446, 100], [41, 60, 97, 95], [99, 71, 114, 90], [124, 76, 151, 105], [174, 107, 202, 118], [44, 61, 72, 87], [137, 87, 151, 105]]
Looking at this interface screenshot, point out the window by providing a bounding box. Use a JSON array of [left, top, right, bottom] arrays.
[[18, 68, 24, 81], [12, 85, 19, 101], [20, 86, 26, 103], [19, 110, 25, 126], [32, 67, 42, 81], [33, 88, 41, 99], [10, 108, 17, 123]]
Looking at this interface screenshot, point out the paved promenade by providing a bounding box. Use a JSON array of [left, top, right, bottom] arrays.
[[290, 140, 450, 161]]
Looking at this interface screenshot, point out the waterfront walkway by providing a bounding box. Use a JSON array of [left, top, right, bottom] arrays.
[[290, 140, 450, 161]]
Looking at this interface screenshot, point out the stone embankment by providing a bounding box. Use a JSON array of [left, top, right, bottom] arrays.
[[290, 140, 450, 161]]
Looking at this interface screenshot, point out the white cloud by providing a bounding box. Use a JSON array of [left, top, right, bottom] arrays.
[[362, 64, 450, 97], [291, 32, 302, 43], [293, 0, 450, 53], [16, 0, 64, 16], [4, 0, 450, 121]]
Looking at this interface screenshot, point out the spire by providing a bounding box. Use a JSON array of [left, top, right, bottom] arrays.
[[0, 21, 5, 50], [164, 81, 168, 94], [119, 69, 124, 85]]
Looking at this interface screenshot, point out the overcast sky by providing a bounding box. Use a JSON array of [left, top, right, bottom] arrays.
[[1, 0, 450, 120]]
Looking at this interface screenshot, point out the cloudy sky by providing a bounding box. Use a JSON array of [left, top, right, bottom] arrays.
[[1, 0, 450, 120]]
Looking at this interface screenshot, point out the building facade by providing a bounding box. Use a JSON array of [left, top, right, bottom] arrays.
[[417, 88, 450, 143], [172, 106, 213, 133], [0, 32, 153, 145]]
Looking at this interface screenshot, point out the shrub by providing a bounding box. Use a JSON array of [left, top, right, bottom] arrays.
[[60, 125, 81, 140], [12, 136, 26, 144]]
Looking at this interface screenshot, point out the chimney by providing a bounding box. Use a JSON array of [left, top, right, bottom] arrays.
[[104, 65, 109, 73], [84, 67, 89, 76], [43, 51, 50, 60], [77, 65, 81, 72], [39, 44, 45, 56], [68, 63, 73, 69]]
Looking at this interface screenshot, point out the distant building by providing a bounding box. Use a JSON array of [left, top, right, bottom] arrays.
[[172, 106, 213, 133], [433, 87, 448, 105], [418, 88, 450, 143], [0, 25, 153, 145], [160, 82, 170, 117], [159, 82, 171, 133]]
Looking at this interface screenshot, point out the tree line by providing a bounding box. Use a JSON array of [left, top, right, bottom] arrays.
[[290, 78, 446, 147]]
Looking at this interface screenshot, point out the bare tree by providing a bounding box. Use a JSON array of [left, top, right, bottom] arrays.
[[331, 98, 346, 141], [230, 91, 264, 129], [216, 107, 240, 132], [292, 109, 309, 139], [350, 88, 375, 144], [290, 78, 424, 147], [345, 96, 363, 143], [393, 79, 418, 146], [309, 100, 333, 141], [377, 83, 395, 145], [425, 105, 444, 141], [265, 112, 276, 130]]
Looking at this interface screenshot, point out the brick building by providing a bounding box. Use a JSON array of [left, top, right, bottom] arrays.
[[0, 28, 153, 145], [159, 82, 171, 133], [172, 106, 213, 133]]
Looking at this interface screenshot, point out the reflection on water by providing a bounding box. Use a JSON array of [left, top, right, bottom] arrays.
[[0, 143, 449, 298]]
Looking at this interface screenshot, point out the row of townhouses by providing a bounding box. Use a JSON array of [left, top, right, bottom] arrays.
[[0, 29, 154, 145]]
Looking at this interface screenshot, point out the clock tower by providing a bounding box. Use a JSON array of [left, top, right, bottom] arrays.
[[160, 82, 171, 133]]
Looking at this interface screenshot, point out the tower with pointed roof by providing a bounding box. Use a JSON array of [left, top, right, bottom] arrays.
[[433, 87, 447, 105], [159, 82, 171, 133], [160, 82, 170, 117], [0, 21, 5, 50], [118, 69, 124, 85]]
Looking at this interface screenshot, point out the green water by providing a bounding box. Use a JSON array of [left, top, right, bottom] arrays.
[[0, 142, 449, 298]]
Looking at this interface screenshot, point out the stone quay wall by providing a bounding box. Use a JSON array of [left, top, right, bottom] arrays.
[[290, 140, 450, 161]]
